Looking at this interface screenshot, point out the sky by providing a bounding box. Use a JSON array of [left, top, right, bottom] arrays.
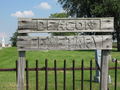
[[0, 0, 64, 44]]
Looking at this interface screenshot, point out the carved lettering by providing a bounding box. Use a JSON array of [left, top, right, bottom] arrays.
[[57, 20, 66, 30], [39, 37, 47, 49], [68, 37, 76, 49], [47, 37, 57, 50], [66, 21, 75, 30], [48, 21, 58, 30], [76, 22, 83, 30], [93, 36, 102, 48], [17, 36, 112, 51], [38, 21, 45, 31], [58, 37, 68, 50], [76, 37, 84, 49], [76, 20, 85, 30], [85, 36, 95, 48]]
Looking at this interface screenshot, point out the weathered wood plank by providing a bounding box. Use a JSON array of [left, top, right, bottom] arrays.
[[17, 51, 25, 90], [17, 35, 112, 51], [18, 17, 114, 33], [17, 33, 26, 90], [100, 50, 110, 90]]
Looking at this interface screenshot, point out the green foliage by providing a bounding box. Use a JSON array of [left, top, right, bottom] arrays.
[[9, 30, 20, 47], [49, 12, 78, 36], [113, 42, 117, 48], [49, 12, 68, 18]]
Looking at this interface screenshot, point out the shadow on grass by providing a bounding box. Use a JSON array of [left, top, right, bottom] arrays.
[[74, 50, 95, 52], [111, 50, 120, 52], [75, 80, 95, 83]]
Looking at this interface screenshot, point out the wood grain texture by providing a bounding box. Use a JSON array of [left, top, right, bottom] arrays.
[[17, 35, 112, 51], [18, 17, 114, 33], [17, 51, 25, 90], [100, 50, 110, 90]]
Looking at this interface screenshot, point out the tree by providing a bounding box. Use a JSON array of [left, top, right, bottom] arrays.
[[49, 12, 68, 18], [10, 30, 20, 47], [49, 12, 78, 36], [57, 0, 120, 51]]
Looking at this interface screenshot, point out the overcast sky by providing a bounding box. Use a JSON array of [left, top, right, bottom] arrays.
[[0, 0, 64, 44]]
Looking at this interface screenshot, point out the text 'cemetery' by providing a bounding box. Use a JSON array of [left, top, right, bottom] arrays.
[[17, 35, 112, 51]]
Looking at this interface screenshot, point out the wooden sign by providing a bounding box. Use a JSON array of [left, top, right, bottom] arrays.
[[18, 17, 114, 33], [17, 17, 114, 90], [17, 35, 112, 51]]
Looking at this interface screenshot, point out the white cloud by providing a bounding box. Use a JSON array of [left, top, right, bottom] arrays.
[[11, 10, 34, 17], [0, 32, 7, 38], [35, 2, 51, 10]]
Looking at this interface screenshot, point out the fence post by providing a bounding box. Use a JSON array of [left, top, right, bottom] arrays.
[[73, 60, 75, 90], [100, 50, 109, 90], [81, 60, 84, 90], [64, 60, 66, 90], [26, 60, 29, 90], [16, 60, 18, 84], [17, 51, 26, 90], [90, 60, 92, 90], [115, 59, 117, 90], [45, 59, 48, 90], [54, 60, 57, 90], [36, 60, 39, 90]]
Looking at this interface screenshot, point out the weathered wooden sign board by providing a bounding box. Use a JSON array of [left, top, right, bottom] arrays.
[[17, 17, 114, 51], [18, 18, 114, 33], [17, 35, 112, 51]]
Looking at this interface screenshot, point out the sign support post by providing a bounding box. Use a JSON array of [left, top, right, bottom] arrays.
[[17, 33, 27, 90], [94, 50, 111, 84], [17, 51, 25, 90], [100, 50, 110, 90]]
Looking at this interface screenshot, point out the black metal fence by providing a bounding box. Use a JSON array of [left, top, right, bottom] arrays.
[[0, 59, 120, 90]]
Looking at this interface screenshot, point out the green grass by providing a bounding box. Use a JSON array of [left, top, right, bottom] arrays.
[[0, 47, 120, 90]]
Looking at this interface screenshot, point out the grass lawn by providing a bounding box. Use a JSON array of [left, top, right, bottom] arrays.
[[0, 47, 120, 90]]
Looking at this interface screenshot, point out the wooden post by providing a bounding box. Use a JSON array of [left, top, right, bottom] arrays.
[[100, 50, 109, 90], [17, 51, 26, 90]]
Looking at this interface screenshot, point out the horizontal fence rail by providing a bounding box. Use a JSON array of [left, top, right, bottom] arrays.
[[1, 67, 120, 71], [0, 59, 120, 90]]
